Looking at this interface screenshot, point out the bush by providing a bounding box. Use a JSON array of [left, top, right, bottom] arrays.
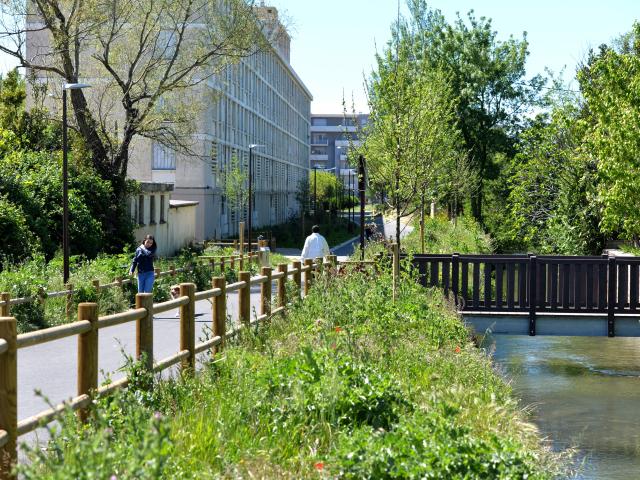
[[0, 195, 38, 262]]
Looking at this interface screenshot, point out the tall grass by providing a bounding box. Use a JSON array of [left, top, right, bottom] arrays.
[[18, 263, 564, 478]]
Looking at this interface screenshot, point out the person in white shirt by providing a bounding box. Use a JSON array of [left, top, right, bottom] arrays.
[[300, 225, 330, 261]]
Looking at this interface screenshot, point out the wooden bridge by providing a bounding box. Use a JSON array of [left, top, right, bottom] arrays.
[[406, 253, 640, 337]]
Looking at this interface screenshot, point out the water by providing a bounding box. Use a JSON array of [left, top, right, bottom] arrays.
[[490, 335, 640, 480]]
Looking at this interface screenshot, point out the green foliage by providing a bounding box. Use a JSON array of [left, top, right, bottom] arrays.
[[579, 22, 640, 243], [20, 250, 563, 478], [0, 194, 38, 262]]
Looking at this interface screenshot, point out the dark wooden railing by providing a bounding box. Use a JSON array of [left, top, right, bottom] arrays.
[[404, 253, 640, 337]]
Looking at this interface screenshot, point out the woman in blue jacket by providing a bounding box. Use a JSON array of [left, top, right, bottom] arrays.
[[129, 234, 157, 293]]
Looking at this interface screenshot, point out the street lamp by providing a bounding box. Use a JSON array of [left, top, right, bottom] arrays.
[[313, 165, 318, 217], [62, 82, 91, 284], [248, 144, 265, 252]]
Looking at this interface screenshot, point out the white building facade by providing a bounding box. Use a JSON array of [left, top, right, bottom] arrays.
[[130, 6, 312, 240]]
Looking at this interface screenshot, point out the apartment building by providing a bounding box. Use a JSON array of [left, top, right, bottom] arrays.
[[310, 113, 368, 193], [26, 3, 312, 241], [131, 5, 312, 240]]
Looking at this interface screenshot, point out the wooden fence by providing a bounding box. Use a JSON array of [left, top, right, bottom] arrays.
[[0, 254, 350, 478], [0, 252, 259, 321], [405, 253, 640, 336]]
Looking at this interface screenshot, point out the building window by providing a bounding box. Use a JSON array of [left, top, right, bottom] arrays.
[[138, 195, 145, 225], [311, 146, 327, 155], [149, 195, 156, 224], [160, 195, 166, 223], [153, 142, 176, 170], [311, 117, 327, 126]]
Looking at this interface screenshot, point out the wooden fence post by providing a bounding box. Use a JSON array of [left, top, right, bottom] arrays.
[[608, 256, 616, 337], [304, 259, 314, 296], [452, 253, 460, 308], [220, 256, 226, 272], [261, 267, 272, 317], [92, 280, 100, 310], [179, 283, 196, 372], [170, 264, 176, 277], [239, 254, 245, 271], [65, 284, 73, 320], [230, 256, 235, 270], [77, 303, 98, 422], [239, 222, 245, 254], [315, 257, 324, 277], [0, 316, 17, 479], [392, 243, 399, 301], [0, 293, 9, 317], [528, 256, 537, 336], [292, 261, 302, 298], [239, 271, 251, 327], [277, 264, 287, 308], [212, 277, 226, 354], [135, 293, 154, 373]]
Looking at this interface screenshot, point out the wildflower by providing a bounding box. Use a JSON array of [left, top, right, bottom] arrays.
[[334, 326, 342, 333], [110, 476, 117, 480], [153, 411, 163, 420], [314, 461, 324, 471], [454, 346, 461, 353]]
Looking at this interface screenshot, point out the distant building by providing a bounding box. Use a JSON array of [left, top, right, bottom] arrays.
[[310, 113, 368, 193]]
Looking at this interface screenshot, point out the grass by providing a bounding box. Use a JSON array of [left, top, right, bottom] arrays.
[[17, 262, 565, 479], [0, 246, 287, 333]]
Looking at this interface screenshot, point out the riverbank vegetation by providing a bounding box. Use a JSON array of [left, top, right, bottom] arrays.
[[17, 255, 564, 479]]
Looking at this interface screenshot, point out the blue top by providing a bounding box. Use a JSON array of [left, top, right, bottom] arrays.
[[130, 245, 156, 274]]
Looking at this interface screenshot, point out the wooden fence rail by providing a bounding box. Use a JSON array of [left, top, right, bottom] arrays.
[[0, 252, 259, 320], [0, 254, 367, 478], [404, 253, 640, 337]]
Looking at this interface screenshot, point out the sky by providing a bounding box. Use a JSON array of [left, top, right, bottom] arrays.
[[1, 1, 637, 114], [270, 0, 639, 113]]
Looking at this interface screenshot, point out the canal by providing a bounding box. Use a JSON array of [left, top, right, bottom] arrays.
[[490, 335, 640, 479]]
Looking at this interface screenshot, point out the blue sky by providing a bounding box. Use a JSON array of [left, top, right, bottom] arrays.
[[1, 1, 637, 114], [272, 0, 638, 113]]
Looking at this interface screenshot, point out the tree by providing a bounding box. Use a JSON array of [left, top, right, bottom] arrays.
[[0, 0, 277, 244], [363, 15, 463, 248], [222, 153, 248, 234], [400, 0, 544, 222], [578, 22, 640, 244]]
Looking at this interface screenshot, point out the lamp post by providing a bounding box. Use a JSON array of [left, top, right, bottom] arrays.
[[358, 155, 366, 260], [62, 82, 91, 283], [248, 144, 265, 252], [313, 165, 317, 217]]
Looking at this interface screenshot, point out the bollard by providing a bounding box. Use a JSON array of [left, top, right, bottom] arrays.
[[77, 303, 98, 422], [135, 293, 154, 374], [0, 316, 17, 479], [212, 277, 227, 354], [277, 264, 287, 308], [261, 267, 272, 317], [179, 283, 196, 372]]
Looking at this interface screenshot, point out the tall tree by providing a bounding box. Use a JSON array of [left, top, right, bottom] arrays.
[[363, 21, 462, 248], [400, 0, 543, 222], [579, 22, 640, 244], [0, 0, 277, 243]]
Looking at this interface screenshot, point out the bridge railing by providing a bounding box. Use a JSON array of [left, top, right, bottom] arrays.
[[404, 253, 640, 337]]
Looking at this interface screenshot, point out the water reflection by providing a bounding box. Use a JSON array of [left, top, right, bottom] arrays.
[[489, 335, 640, 480]]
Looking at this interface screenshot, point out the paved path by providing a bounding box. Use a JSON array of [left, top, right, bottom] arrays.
[[18, 284, 271, 445]]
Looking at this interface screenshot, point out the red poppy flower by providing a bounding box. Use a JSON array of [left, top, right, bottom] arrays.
[[314, 461, 324, 471], [454, 345, 461, 353], [334, 326, 342, 333]]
